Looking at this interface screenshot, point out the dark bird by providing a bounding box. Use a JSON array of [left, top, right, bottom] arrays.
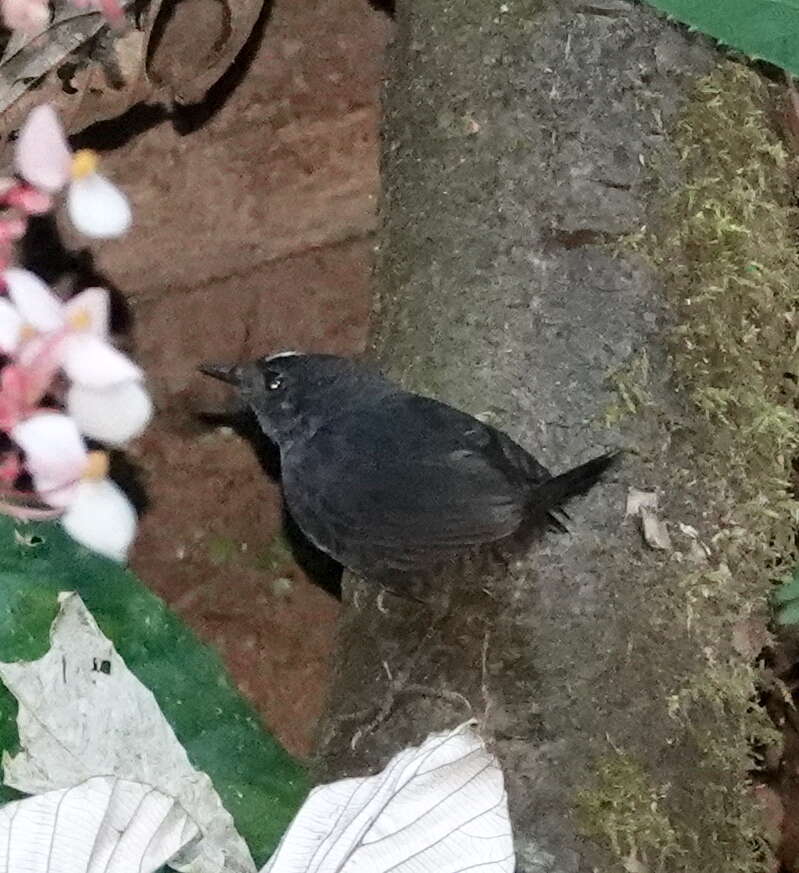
[[200, 353, 617, 578]]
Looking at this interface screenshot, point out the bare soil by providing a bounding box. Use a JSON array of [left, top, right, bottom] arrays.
[[78, 0, 391, 757]]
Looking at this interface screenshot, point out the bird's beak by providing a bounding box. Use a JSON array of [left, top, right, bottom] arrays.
[[198, 362, 243, 385]]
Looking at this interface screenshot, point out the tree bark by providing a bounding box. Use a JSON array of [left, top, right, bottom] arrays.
[[315, 3, 788, 871]]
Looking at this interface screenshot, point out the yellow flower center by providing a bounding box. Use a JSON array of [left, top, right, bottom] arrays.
[[68, 308, 91, 331], [19, 323, 36, 341], [71, 150, 98, 181], [83, 451, 108, 482]]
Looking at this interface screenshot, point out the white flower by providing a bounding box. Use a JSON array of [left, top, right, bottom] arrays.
[[15, 105, 131, 238], [0, 297, 22, 354], [2, 268, 151, 443], [68, 150, 132, 239], [11, 411, 85, 507], [11, 411, 137, 561], [67, 380, 153, 447], [14, 105, 71, 193], [1, 0, 50, 34], [61, 477, 137, 562]]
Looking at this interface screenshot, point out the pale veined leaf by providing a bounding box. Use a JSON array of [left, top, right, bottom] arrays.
[[262, 721, 514, 873], [0, 775, 199, 873], [0, 593, 257, 873]]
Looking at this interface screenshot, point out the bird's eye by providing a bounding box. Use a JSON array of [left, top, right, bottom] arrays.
[[268, 376, 283, 391]]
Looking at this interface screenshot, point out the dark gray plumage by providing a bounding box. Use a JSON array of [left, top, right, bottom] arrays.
[[200, 352, 617, 576]]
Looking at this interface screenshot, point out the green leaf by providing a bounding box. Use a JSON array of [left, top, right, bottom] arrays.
[[643, 0, 799, 76], [776, 598, 799, 626], [773, 567, 799, 605], [0, 518, 308, 865]]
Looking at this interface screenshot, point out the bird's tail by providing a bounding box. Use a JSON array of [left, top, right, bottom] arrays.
[[527, 451, 619, 529]]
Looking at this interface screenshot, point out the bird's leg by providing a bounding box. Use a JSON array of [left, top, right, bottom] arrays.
[[376, 583, 427, 610], [370, 566, 441, 609], [350, 616, 454, 749]]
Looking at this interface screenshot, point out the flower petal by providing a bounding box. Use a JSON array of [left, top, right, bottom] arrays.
[[1, 0, 50, 33], [0, 453, 21, 484], [15, 333, 67, 406], [64, 286, 109, 337], [5, 267, 64, 331], [11, 411, 86, 507], [4, 183, 53, 215], [67, 172, 132, 238], [0, 365, 29, 430], [67, 0, 125, 23], [61, 478, 136, 561], [68, 380, 153, 446], [0, 297, 22, 353], [15, 105, 71, 193], [0, 216, 27, 243], [98, 0, 125, 24], [62, 334, 142, 388]]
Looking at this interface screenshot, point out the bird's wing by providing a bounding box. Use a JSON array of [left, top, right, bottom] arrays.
[[282, 394, 545, 567]]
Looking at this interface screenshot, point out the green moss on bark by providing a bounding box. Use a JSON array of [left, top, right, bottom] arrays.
[[576, 753, 678, 872], [581, 61, 797, 873]]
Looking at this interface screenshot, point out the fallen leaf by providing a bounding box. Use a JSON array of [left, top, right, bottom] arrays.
[[687, 539, 709, 562], [625, 487, 659, 518], [626, 488, 671, 551], [675, 522, 710, 562], [262, 721, 515, 873], [623, 849, 648, 873], [0, 592, 255, 873], [0, 775, 199, 873], [0, 0, 267, 157], [641, 508, 672, 550]]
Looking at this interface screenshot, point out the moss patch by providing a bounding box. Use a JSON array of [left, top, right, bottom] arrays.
[[207, 534, 240, 567], [660, 65, 799, 488], [656, 62, 799, 618], [576, 753, 678, 871], [604, 350, 653, 426], [583, 62, 798, 872], [253, 533, 295, 574]]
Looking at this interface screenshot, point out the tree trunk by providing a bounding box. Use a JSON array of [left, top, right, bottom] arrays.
[[315, 3, 795, 871]]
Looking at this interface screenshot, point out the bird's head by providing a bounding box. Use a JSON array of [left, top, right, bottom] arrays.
[[199, 352, 391, 448]]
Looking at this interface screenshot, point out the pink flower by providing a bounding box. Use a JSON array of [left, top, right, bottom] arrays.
[[11, 411, 136, 560], [15, 106, 131, 238], [0, 181, 54, 273], [0, 217, 27, 273], [4, 184, 54, 216], [6, 269, 140, 384], [11, 411, 86, 507], [0, 454, 20, 485], [0, 216, 27, 245], [0, 102, 144, 559], [0, 366, 33, 432], [70, 0, 125, 26], [1, 269, 152, 443], [1, 0, 48, 33], [0, 297, 22, 355], [14, 107, 71, 195]]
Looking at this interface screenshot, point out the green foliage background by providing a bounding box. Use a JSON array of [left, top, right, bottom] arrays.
[[0, 518, 308, 866], [645, 0, 799, 76]]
